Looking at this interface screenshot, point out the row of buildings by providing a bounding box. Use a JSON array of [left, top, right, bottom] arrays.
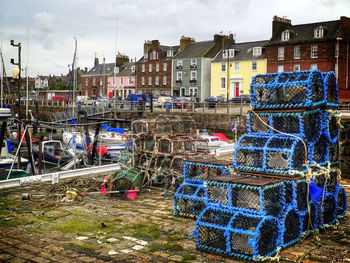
[[80, 15, 350, 102]]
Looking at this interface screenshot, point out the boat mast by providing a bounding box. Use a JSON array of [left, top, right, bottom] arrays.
[[0, 14, 3, 108], [72, 37, 77, 120], [25, 12, 29, 119]]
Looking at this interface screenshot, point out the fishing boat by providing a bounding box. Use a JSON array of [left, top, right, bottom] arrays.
[[0, 140, 29, 169]]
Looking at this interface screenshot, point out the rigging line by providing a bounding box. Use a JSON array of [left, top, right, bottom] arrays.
[[92, 58, 104, 116], [64, 38, 78, 129]]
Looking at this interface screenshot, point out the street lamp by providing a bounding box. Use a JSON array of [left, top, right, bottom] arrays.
[[10, 40, 22, 169], [223, 49, 230, 102]]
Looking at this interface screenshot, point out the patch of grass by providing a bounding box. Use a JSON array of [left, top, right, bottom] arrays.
[[147, 243, 160, 252], [0, 218, 21, 228], [132, 223, 162, 239], [168, 231, 184, 241], [67, 241, 95, 251], [163, 242, 184, 251], [51, 217, 99, 234], [181, 254, 197, 262]]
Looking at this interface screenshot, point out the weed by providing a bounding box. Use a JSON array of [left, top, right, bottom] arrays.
[[181, 254, 197, 262], [51, 217, 98, 234], [163, 242, 184, 251], [67, 241, 95, 251], [132, 223, 161, 239]]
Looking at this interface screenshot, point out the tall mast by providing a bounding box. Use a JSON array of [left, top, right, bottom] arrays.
[[72, 37, 77, 119], [25, 13, 29, 119], [1, 14, 3, 108]]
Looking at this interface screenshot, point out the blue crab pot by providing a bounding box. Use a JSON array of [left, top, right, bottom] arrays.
[[206, 175, 285, 218], [280, 205, 301, 248], [247, 109, 324, 144], [195, 207, 281, 261], [250, 70, 325, 109], [335, 185, 347, 217], [174, 182, 207, 218], [234, 134, 307, 175], [309, 133, 329, 166], [321, 193, 337, 226], [328, 141, 340, 165], [322, 71, 339, 107], [324, 110, 340, 144]]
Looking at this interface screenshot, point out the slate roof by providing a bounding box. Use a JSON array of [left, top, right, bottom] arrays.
[[212, 40, 269, 63], [174, 40, 214, 59], [85, 62, 116, 76], [269, 20, 340, 45], [138, 45, 180, 63], [118, 62, 136, 77]]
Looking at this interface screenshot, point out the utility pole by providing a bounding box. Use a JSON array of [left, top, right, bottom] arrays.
[[10, 40, 22, 169]]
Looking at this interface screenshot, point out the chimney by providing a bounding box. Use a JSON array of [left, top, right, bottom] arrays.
[[85, 67, 88, 73], [151, 40, 160, 47], [94, 57, 99, 66], [272, 16, 291, 38], [180, 36, 195, 51], [116, 53, 129, 67], [144, 40, 152, 54]]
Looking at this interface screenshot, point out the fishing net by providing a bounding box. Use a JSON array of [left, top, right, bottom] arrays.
[[248, 113, 270, 133], [170, 156, 185, 175], [328, 141, 339, 164], [144, 137, 155, 152], [109, 168, 143, 190], [324, 110, 340, 143], [131, 120, 155, 135], [158, 138, 170, 153], [281, 206, 301, 247], [311, 133, 328, 165], [183, 161, 231, 184], [323, 72, 339, 106], [335, 186, 347, 217], [321, 193, 336, 225]]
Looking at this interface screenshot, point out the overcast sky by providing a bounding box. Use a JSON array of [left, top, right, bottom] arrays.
[[0, 0, 349, 77]]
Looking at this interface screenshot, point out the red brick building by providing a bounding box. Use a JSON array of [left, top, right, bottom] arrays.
[[136, 40, 179, 96], [266, 16, 350, 101]]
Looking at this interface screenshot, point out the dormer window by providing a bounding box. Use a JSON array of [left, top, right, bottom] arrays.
[[131, 66, 135, 73], [167, 50, 173, 57], [314, 27, 324, 38], [151, 50, 158, 60], [223, 49, 235, 58], [281, 30, 290, 41], [144, 52, 148, 59], [253, 47, 262, 56]]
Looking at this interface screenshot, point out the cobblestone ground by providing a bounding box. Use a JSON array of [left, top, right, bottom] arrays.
[[0, 176, 349, 263]]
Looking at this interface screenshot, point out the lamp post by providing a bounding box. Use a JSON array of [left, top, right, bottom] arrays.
[[10, 40, 22, 169], [223, 49, 230, 102]]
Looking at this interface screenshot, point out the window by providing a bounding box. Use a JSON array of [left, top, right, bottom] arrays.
[[281, 30, 290, 41], [310, 64, 318, 70], [148, 64, 152, 72], [229, 49, 235, 58], [93, 77, 96, 85], [191, 71, 197, 80], [163, 76, 167, 85], [253, 47, 262, 56], [177, 72, 182, 81], [112, 78, 115, 85], [294, 64, 300, 71], [251, 61, 257, 71], [155, 76, 159, 86], [148, 76, 152, 85], [311, 45, 318, 58], [163, 63, 167, 71], [278, 65, 284, 72], [156, 63, 159, 72], [144, 52, 148, 59], [220, 77, 226, 90], [278, 47, 284, 60], [100, 79, 103, 85], [294, 45, 301, 59], [152, 50, 157, 60], [167, 50, 173, 57], [314, 27, 324, 38], [85, 78, 88, 86], [142, 64, 145, 72], [142, 76, 145, 85], [131, 66, 135, 72], [223, 49, 234, 58], [129, 77, 132, 84], [120, 78, 123, 85], [234, 62, 240, 72], [177, 60, 183, 67], [189, 88, 198, 97], [191, 59, 197, 66], [221, 63, 226, 72]]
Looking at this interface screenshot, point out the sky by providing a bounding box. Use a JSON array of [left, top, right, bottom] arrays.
[[0, 0, 349, 77]]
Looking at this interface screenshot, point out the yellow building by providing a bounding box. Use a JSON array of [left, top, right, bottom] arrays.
[[210, 40, 268, 100]]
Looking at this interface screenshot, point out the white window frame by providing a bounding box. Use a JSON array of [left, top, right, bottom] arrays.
[[141, 64, 145, 72], [142, 76, 145, 85], [177, 60, 183, 67], [177, 71, 182, 81], [277, 65, 284, 73], [191, 71, 197, 80], [156, 63, 159, 72], [131, 66, 135, 72], [229, 49, 235, 58], [234, 62, 240, 72], [220, 77, 226, 90], [281, 30, 290, 41], [294, 45, 301, 59], [167, 50, 173, 57], [221, 63, 226, 72], [311, 45, 318, 58], [152, 50, 157, 60], [314, 27, 324, 38], [120, 78, 123, 85], [278, 47, 284, 60], [253, 47, 262, 56], [189, 87, 198, 97], [163, 76, 167, 85], [310, 64, 318, 70], [251, 61, 257, 71], [294, 64, 300, 71], [155, 76, 159, 86], [163, 63, 167, 71], [148, 64, 152, 72], [100, 79, 103, 85], [93, 77, 96, 85], [85, 78, 88, 86], [148, 76, 152, 86], [191, 59, 197, 66]]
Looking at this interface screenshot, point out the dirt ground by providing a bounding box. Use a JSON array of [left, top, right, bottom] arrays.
[[0, 175, 349, 263]]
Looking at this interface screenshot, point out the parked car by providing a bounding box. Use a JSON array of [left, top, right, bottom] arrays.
[[230, 95, 250, 104], [154, 96, 172, 108], [172, 98, 189, 109], [204, 96, 224, 107], [52, 96, 68, 102]]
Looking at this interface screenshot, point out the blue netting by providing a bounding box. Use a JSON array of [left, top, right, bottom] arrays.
[[183, 162, 232, 184], [322, 72, 339, 107], [234, 134, 306, 174], [250, 70, 325, 109], [335, 185, 347, 217], [324, 110, 340, 144]]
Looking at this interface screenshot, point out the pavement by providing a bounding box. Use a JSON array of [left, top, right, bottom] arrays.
[[0, 176, 349, 263]]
